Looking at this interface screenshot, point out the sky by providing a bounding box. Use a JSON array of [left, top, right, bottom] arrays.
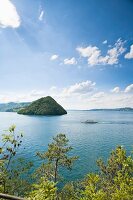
[[0, 0, 133, 109]]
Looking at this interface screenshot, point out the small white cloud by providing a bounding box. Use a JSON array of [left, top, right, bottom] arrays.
[[0, 0, 21, 28], [39, 10, 44, 21], [103, 40, 108, 44], [77, 38, 126, 66], [91, 92, 105, 99], [125, 44, 133, 59], [77, 46, 99, 58], [30, 90, 45, 97], [111, 86, 120, 93], [50, 54, 59, 60], [64, 57, 77, 65], [124, 84, 133, 93], [50, 86, 57, 91], [62, 80, 96, 97], [77, 46, 100, 66]]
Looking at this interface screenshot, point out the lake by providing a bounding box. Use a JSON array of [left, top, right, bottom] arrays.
[[0, 111, 133, 183]]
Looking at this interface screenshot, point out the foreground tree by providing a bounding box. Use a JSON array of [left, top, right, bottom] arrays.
[[27, 145, 133, 200], [59, 181, 82, 200], [0, 127, 133, 200], [28, 177, 57, 200], [82, 146, 133, 200], [0, 125, 33, 196], [36, 134, 78, 183]]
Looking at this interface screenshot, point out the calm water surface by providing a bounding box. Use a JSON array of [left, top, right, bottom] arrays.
[[0, 111, 133, 183]]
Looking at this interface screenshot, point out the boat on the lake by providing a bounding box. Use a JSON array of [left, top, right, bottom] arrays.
[[82, 120, 98, 124]]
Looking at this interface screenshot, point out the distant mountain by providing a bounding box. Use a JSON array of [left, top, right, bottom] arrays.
[[90, 107, 133, 111], [18, 96, 67, 116], [0, 102, 30, 112]]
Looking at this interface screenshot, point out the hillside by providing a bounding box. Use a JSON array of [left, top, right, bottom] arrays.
[[18, 96, 67, 115], [0, 102, 30, 112], [89, 107, 133, 111]]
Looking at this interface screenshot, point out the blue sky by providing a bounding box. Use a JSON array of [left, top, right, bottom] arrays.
[[0, 0, 133, 109]]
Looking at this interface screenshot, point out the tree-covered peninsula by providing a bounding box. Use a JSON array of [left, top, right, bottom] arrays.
[[18, 96, 67, 116]]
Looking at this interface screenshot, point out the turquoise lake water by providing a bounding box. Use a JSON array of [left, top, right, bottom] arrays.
[[0, 111, 133, 183]]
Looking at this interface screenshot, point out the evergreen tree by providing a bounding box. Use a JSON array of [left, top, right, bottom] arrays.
[[36, 134, 78, 183]]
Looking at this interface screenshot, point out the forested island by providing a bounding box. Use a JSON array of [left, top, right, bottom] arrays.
[[18, 96, 67, 116], [0, 96, 67, 116]]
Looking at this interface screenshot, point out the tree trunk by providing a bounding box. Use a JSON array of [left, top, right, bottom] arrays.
[[54, 159, 58, 183]]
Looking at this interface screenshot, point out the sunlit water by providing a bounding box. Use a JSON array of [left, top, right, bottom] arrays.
[[0, 111, 133, 183]]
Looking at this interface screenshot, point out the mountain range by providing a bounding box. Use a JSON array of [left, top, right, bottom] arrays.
[[0, 102, 30, 112]]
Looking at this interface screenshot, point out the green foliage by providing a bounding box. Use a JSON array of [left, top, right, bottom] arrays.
[[28, 177, 57, 200], [0, 125, 23, 192], [81, 174, 107, 200], [58, 182, 82, 200], [0, 127, 133, 200], [81, 146, 133, 200], [36, 134, 78, 183], [18, 96, 67, 115], [0, 125, 33, 196], [5, 158, 33, 196]]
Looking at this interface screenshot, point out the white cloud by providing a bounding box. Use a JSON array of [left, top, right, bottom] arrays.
[[29, 90, 45, 97], [111, 86, 120, 93], [64, 57, 77, 65], [50, 54, 59, 60], [125, 44, 133, 59], [62, 81, 96, 97], [103, 40, 107, 44], [39, 10, 44, 21], [77, 46, 101, 65], [57, 89, 133, 110], [124, 84, 133, 93], [90, 92, 105, 99], [0, 0, 21, 28], [0, 84, 133, 110], [50, 86, 57, 91], [77, 39, 125, 66], [88, 92, 133, 109]]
